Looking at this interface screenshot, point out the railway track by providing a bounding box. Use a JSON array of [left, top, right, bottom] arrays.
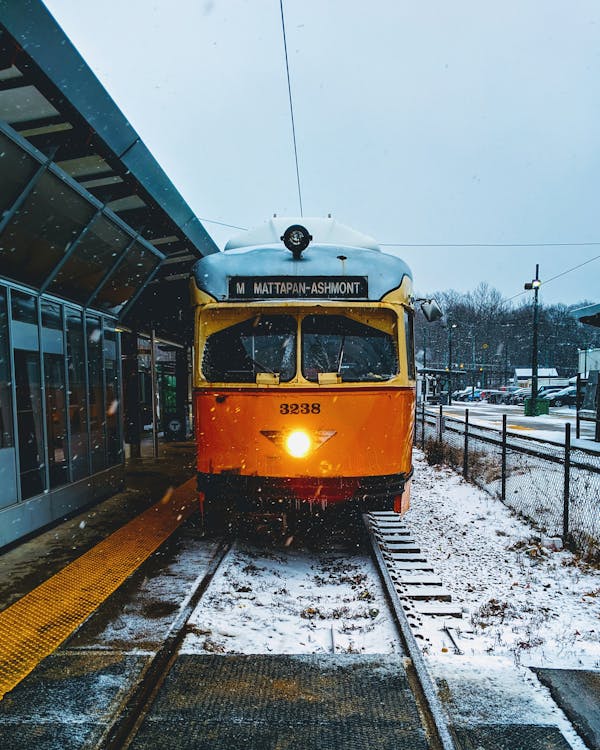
[[364, 511, 461, 750], [96, 538, 234, 750], [95, 517, 463, 750]]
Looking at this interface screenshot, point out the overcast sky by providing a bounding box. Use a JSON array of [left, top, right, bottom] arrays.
[[43, 0, 600, 306]]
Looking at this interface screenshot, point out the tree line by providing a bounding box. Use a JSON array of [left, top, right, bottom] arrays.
[[414, 282, 600, 385]]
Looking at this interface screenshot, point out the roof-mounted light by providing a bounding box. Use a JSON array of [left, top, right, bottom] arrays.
[[281, 224, 312, 259]]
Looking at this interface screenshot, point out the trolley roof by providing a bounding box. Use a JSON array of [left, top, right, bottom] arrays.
[[192, 218, 413, 303]]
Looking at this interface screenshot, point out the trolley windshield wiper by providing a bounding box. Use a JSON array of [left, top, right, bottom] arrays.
[[248, 354, 275, 374], [336, 335, 346, 375]]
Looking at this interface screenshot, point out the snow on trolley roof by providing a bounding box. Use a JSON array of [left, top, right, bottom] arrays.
[[192, 217, 413, 302]]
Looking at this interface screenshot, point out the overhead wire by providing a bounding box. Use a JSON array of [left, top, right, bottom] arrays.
[[198, 218, 248, 231], [506, 253, 600, 302], [380, 241, 600, 248], [279, 0, 303, 217]]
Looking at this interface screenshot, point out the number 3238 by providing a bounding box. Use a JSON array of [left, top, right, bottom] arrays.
[[279, 403, 320, 414]]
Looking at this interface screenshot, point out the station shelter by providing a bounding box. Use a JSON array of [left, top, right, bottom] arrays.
[[572, 303, 600, 441], [0, 1, 217, 546]]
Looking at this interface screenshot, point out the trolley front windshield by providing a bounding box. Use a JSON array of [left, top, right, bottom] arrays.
[[301, 313, 398, 382], [202, 314, 296, 382], [201, 309, 399, 384]]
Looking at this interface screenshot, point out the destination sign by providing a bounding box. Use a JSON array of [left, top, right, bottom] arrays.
[[228, 276, 369, 300]]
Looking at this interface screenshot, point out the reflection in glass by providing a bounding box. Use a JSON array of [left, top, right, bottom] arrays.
[[50, 216, 129, 303], [86, 315, 106, 472], [95, 243, 160, 314], [202, 315, 296, 383], [0, 286, 17, 510], [11, 291, 46, 499], [66, 308, 89, 481], [42, 301, 68, 487], [302, 314, 398, 382], [0, 171, 96, 288], [0, 287, 14, 450], [0, 132, 37, 214], [104, 327, 121, 466]]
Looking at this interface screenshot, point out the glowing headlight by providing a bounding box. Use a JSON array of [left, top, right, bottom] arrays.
[[285, 430, 311, 458]]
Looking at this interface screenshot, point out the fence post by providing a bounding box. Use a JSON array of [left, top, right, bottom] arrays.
[[563, 422, 571, 545], [576, 373, 581, 440], [421, 400, 426, 450], [438, 403, 443, 443], [501, 414, 507, 503], [463, 408, 469, 479]]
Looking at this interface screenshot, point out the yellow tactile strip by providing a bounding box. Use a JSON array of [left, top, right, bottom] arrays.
[[0, 477, 198, 700]]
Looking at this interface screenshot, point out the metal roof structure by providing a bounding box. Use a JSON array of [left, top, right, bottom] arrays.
[[572, 303, 600, 329], [0, 0, 218, 336]]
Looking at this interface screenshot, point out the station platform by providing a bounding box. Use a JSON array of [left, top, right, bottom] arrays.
[[0, 445, 597, 749]]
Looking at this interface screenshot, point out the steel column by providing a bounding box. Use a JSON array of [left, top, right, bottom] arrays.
[[150, 327, 159, 459]]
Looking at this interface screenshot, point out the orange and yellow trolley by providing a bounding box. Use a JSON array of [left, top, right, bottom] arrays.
[[191, 218, 428, 528]]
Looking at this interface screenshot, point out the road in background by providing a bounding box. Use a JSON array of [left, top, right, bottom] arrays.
[[438, 402, 597, 445]]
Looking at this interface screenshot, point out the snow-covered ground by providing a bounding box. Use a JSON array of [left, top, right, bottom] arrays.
[[182, 543, 400, 655], [407, 450, 600, 669], [182, 451, 599, 668], [175, 455, 598, 749]]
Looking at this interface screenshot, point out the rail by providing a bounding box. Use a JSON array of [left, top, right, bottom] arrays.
[[98, 539, 233, 750], [364, 513, 457, 750]]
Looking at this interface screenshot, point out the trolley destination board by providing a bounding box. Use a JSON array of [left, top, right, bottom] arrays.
[[228, 275, 369, 300]]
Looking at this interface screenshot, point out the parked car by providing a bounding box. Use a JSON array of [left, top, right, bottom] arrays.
[[542, 386, 577, 407], [509, 386, 564, 405], [478, 389, 505, 403], [498, 386, 520, 404], [454, 387, 479, 401], [458, 388, 481, 401], [507, 387, 530, 404], [538, 385, 565, 397]]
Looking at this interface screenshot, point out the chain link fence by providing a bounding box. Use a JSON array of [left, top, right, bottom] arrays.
[[415, 403, 600, 558]]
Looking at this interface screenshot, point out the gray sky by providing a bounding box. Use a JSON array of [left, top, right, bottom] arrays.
[[44, 0, 600, 305]]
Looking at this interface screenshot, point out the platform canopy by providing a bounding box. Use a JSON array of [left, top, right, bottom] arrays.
[[572, 303, 600, 329], [0, 0, 218, 337]]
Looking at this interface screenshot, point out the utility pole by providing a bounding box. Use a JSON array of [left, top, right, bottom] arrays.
[[447, 322, 457, 403], [524, 265, 543, 415]]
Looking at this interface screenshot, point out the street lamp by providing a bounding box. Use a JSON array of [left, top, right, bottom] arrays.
[[523, 264, 544, 416]]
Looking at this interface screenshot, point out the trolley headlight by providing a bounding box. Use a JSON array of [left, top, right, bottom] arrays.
[[285, 430, 311, 458], [281, 224, 312, 259]]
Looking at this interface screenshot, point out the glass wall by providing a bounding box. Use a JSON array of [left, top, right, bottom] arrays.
[[86, 314, 106, 474], [0, 280, 123, 509], [11, 290, 45, 499], [41, 300, 69, 488], [0, 287, 17, 510], [104, 325, 121, 466], [66, 308, 90, 481]]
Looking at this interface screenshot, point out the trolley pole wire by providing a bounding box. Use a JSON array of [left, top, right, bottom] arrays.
[[279, 0, 303, 217]]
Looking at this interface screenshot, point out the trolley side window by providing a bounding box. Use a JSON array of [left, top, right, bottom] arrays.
[[404, 309, 416, 380], [301, 314, 398, 382], [202, 314, 296, 383]]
